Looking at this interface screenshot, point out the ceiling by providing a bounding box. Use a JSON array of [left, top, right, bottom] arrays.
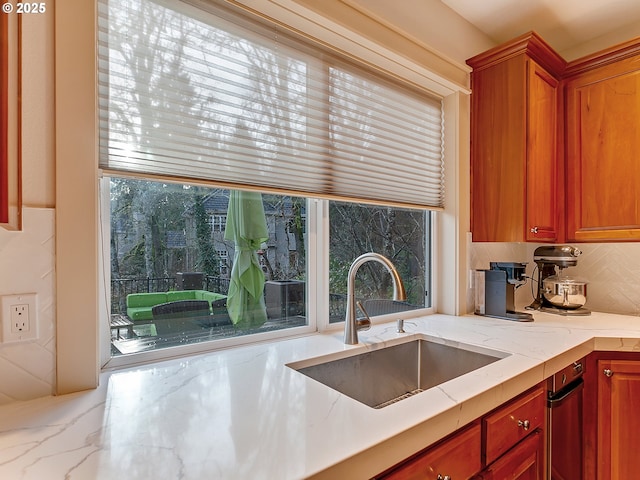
[[441, 0, 640, 55]]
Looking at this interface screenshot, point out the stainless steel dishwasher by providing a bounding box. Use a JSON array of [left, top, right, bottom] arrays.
[[547, 358, 585, 480]]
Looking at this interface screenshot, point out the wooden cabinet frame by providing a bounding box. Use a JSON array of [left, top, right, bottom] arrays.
[[584, 351, 640, 479], [1, 13, 21, 230], [467, 32, 565, 242], [469, 32, 640, 243]]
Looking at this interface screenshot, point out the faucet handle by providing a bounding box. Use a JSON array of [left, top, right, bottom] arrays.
[[355, 301, 372, 331]]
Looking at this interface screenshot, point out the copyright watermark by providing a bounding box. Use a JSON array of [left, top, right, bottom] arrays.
[[2, 3, 47, 14]]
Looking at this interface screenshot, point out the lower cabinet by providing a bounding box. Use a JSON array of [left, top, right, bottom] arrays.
[[376, 384, 545, 480], [475, 430, 545, 480], [584, 352, 640, 480], [378, 421, 482, 480]]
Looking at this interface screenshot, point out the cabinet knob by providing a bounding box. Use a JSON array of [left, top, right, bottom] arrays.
[[604, 368, 614, 377], [530, 226, 539, 234], [517, 419, 530, 430]]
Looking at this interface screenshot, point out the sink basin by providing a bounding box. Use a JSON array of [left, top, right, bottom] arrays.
[[290, 338, 508, 409]]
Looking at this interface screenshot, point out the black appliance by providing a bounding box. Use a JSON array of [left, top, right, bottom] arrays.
[[474, 262, 533, 321], [548, 358, 585, 480], [527, 245, 590, 315]]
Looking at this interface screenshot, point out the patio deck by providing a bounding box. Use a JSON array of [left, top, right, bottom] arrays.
[[110, 314, 307, 356]]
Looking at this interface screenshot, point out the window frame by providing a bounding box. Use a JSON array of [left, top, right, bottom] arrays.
[[55, 0, 468, 389]]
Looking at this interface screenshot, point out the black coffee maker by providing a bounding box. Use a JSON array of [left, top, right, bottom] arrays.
[[475, 262, 534, 322]]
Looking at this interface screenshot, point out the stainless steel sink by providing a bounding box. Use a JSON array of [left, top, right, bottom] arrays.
[[290, 338, 508, 409]]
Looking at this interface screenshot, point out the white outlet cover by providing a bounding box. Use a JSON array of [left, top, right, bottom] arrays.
[[1, 293, 38, 343]]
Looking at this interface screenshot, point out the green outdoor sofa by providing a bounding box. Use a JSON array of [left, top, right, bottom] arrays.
[[126, 290, 227, 322]]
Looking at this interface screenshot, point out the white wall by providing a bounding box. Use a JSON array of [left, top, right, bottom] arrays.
[[0, 13, 56, 403], [345, 0, 495, 64]]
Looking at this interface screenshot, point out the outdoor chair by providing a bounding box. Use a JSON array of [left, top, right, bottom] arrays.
[[152, 299, 212, 336]]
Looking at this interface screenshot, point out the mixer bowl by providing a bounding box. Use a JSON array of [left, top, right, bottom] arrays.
[[542, 275, 587, 309]]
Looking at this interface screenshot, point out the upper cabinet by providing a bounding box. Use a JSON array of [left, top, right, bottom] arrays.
[[467, 32, 565, 242], [564, 41, 640, 241], [468, 33, 640, 243]]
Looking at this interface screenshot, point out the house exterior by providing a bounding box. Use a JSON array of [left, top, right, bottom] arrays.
[[183, 189, 306, 282]]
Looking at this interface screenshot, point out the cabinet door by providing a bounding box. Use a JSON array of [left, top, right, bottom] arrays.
[[481, 429, 544, 480], [565, 56, 640, 241], [596, 359, 640, 479], [470, 55, 559, 242], [526, 61, 559, 242], [379, 421, 481, 480], [470, 55, 527, 242]]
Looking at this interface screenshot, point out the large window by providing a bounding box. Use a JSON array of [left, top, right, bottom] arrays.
[[108, 178, 309, 355], [99, 0, 442, 361], [328, 202, 429, 323]]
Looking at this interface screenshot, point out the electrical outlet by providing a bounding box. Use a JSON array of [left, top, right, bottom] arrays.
[[11, 304, 30, 333], [1, 294, 38, 343]]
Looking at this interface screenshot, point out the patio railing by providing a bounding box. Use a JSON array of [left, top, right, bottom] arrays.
[[111, 275, 343, 320]]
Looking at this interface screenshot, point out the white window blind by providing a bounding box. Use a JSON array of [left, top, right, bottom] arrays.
[[98, 0, 445, 209]]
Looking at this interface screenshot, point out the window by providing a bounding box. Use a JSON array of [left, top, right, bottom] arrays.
[[99, 0, 442, 362], [329, 202, 430, 323], [209, 215, 226, 233], [216, 250, 229, 277], [108, 178, 309, 355]]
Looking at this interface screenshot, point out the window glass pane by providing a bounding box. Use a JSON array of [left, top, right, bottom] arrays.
[[329, 202, 429, 323], [109, 177, 307, 356]]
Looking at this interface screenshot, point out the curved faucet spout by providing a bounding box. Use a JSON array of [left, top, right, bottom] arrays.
[[344, 252, 407, 345]]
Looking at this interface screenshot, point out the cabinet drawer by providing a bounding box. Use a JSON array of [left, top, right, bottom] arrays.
[[480, 429, 544, 480], [483, 384, 545, 465], [381, 421, 481, 480]]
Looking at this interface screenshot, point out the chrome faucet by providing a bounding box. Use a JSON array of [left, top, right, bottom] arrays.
[[344, 252, 407, 345]]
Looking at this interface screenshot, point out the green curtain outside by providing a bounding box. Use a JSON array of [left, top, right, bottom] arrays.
[[224, 190, 269, 328]]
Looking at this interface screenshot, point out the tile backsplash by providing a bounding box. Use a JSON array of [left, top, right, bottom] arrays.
[[563, 243, 640, 316], [469, 240, 640, 317], [0, 208, 56, 404]]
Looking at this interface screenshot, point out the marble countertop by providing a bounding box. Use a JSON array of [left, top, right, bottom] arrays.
[[1, 311, 640, 479]]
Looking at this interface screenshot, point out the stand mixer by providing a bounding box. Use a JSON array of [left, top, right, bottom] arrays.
[[527, 245, 590, 315]]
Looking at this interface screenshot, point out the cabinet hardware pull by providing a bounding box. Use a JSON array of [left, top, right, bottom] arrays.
[[517, 419, 530, 430], [604, 369, 614, 377], [530, 226, 538, 234], [436, 475, 451, 480]]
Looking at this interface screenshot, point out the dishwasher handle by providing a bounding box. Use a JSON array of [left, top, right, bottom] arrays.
[[548, 378, 584, 408]]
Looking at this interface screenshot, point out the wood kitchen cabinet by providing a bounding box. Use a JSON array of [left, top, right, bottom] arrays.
[[376, 384, 545, 480], [467, 32, 565, 243], [469, 33, 640, 243], [564, 40, 640, 241], [475, 430, 545, 480], [584, 352, 640, 479], [478, 383, 546, 480], [377, 421, 482, 480]]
